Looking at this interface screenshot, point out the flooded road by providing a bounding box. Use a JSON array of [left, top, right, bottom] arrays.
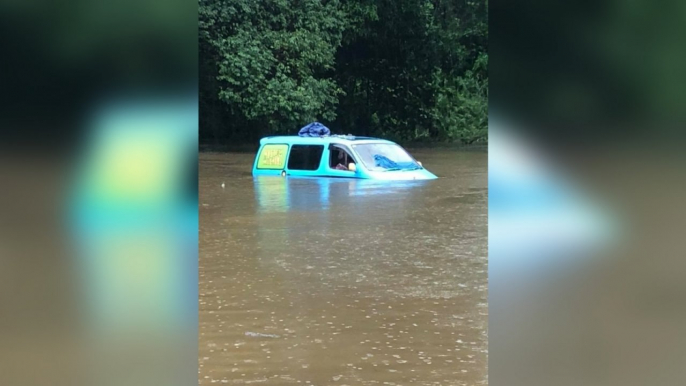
[[199, 149, 488, 385]]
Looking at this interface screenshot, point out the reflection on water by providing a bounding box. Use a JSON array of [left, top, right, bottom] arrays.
[[200, 150, 488, 385], [254, 176, 431, 212]]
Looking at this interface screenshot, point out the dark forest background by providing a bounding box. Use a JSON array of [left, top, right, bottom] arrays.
[[200, 0, 487, 146]]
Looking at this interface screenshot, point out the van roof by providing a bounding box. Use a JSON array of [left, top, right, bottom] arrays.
[[259, 135, 394, 146]]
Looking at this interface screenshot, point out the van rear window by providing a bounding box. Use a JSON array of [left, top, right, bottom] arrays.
[[257, 144, 288, 169], [287, 145, 324, 171]]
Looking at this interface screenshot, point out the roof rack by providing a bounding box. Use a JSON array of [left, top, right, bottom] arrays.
[[329, 134, 356, 140]]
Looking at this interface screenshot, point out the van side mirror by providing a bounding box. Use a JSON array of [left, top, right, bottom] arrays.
[[348, 163, 357, 172], [417, 161, 423, 167]]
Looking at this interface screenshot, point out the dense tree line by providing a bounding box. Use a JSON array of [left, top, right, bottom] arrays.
[[200, 0, 487, 145]]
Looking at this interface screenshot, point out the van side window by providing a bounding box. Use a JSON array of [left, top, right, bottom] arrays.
[[256, 144, 288, 169], [329, 146, 355, 170], [287, 145, 324, 171]]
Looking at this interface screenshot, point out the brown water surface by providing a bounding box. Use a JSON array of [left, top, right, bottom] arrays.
[[199, 149, 488, 385]]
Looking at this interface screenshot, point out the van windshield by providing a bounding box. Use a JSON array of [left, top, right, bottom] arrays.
[[352, 143, 421, 171]]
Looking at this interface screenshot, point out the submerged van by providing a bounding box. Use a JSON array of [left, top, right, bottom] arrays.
[[252, 135, 437, 180]]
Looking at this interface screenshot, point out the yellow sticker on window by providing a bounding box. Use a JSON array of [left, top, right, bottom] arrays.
[[257, 144, 288, 169]]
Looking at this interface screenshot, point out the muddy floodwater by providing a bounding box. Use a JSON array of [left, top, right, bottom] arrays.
[[199, 149, 488, 385]]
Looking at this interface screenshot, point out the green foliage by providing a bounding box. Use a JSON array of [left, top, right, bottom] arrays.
[[200, 0, 488, 144], [432, 53, 488, 144], [200, 0, 345, 138]]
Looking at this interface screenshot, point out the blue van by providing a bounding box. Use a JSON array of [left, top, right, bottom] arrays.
[[252, 135, 437, 180]]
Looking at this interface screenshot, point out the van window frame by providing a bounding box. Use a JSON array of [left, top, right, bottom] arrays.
[[286, 144, 325, 171], [328, 143, 357, 170], [255, 143, 290, 170]]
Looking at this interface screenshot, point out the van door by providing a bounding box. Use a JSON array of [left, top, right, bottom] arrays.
[[325, 144, 358, 178], [285, 144, 325, 176]]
